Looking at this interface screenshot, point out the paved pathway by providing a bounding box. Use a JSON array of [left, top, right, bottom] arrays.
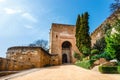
[[0, 65, 120, 80]]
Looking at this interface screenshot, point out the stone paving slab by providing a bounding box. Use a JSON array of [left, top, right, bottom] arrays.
[[0, 65, 120, 80]]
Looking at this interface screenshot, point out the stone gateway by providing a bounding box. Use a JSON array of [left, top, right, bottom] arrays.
[[49, 23, 80, 65]]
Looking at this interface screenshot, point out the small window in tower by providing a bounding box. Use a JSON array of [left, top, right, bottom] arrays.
[[56, 35, 58, 38], [28, 58, 30, 61]]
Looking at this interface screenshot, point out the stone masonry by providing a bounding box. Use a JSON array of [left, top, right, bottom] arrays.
[[91, 10, 120, 46], [49, 23, 80, 65], [0, 46, 58, 71]]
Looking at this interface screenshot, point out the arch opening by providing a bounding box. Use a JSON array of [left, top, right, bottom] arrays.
[[62, 41, 72, 64]]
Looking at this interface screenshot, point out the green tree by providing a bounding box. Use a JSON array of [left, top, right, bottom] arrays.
[[110, 0, 120, 20], [75, 14, 81, 50], [110, 0, 120, 12], [92, 37, 106, 54], [105, 20, 120, 61], [75, 12, 91, 56]]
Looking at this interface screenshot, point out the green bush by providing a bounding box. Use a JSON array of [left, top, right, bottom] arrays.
[[99, 66, 120, 74], [117, 62, 120, 66], [91, 52, 112, 60], [75, 60, 94, 69], [100, 52, 112, 60], [118, 66, 120, 73], [91, 49, 99, 55], [82, 46, 91, 56], [91, 54, 101, 60], [74, 52, 81, 60]]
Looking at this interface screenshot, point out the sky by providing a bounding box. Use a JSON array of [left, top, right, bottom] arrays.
[[0, 0, 114, 57]]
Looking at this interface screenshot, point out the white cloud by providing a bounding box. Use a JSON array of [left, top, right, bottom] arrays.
[[24, 25, 33, 29], [0, 0, 5, 2], [22, 13, 37, 23], [4, 8, 22, 14], [3, 8, 37, 23]]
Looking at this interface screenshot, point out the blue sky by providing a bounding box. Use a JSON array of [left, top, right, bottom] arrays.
[[0, 0, 114, 57]]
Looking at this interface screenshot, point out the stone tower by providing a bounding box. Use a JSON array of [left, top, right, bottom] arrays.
[[49, 23, 80, 64]]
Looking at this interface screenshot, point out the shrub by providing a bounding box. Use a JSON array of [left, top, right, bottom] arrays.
[[91, 52, 112, 60], [117, 62, 120, 66], [75, 60, 94, 69], [118, 66, 120, 73], [91, 54, 101, 60], [82, 46, 91, 56], [100, 52, 113, 60], [92, 37, 106, 53], [91, 49, 99, 55], [74, 52, 81, 60], [99, 66, 120, 74]]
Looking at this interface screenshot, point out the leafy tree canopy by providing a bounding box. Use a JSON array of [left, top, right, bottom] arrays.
[[110, 0, 120, 12], [105, 20, 120, 61], [29, 39, 48, 50]]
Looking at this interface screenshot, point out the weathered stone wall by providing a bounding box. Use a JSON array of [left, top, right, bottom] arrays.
[[91, 10, 120, 46], [6, 46, 51, 68], [39, 48, 51, 67], [0, 46, 56, 71], [0, 46, 59, 71], [50, 54, 59, 66], [0, 57, 32, 71]]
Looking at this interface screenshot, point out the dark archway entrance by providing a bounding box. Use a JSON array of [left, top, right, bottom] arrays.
[[62, 41, 71, 64], [62, 54, 68, 63]]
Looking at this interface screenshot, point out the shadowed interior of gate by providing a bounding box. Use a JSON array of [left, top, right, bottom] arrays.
[[62, 41, 71, 64]]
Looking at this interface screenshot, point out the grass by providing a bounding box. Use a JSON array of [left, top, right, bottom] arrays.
[[75, 60, 92, 69]]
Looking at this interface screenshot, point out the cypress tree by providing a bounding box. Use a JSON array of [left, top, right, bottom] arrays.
[[83, 12, 91, 51], [75, 15, 81, 50], [75, 12, 91, 56]]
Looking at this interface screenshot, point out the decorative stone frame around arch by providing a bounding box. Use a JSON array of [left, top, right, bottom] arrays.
[[62, 41, 72, 64]]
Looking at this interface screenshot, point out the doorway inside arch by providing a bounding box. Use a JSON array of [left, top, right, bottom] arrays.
[[62, 41, 71, 64], [62, 54, 68, 63]]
